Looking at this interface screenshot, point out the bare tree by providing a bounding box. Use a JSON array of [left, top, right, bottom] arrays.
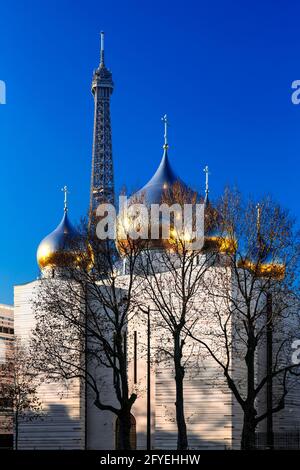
[[0, 337, 42, 450], [31, 221, 145, 450], [138, 182, 216, 450], [187, 188, 300, 449]]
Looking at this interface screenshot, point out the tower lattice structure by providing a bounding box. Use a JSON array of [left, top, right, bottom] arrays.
[[90, 32, 115, 219]]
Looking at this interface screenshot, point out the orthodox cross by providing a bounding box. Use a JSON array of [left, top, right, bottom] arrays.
[[256, 202, 261, 233], [161, 114, 169, 149], [203, 165, 210, 201], [61, 185, 69, 213]]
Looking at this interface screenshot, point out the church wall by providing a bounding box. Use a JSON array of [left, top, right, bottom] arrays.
[[14, 280, 85, 449], [126, 265, 239, 450], [86, 282, 127, 450], [271, 298, 300, 442], [231, 281, 300, 448], [86, 377, 116, 449], [13, 267, 300, 450], [127, 310, 156, 450]]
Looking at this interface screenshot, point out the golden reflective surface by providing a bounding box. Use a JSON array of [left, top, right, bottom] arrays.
[[238, 259, 285, 280], [116, 233, 237, 256], [203, 236, 237, 254], [37, 212, 93, 271]]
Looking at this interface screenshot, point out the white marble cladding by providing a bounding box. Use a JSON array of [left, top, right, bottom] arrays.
[[14, 280, 85, 449], [13, 263, 300, 449]]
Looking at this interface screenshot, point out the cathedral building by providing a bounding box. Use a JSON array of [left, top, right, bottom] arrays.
[[13, 35, 300, 450]]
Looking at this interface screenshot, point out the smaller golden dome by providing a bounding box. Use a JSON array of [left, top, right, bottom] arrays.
[[37, 210, 85, 270], [238, 259, 285, 280], [237, 203, 285, 280]]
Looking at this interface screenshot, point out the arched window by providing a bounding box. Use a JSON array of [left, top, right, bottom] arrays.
[[115, 414, 136, 450]]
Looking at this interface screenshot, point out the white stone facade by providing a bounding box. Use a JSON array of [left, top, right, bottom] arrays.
[[13, 262, 300, 449]]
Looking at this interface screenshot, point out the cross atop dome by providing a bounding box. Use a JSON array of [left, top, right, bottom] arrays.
[[203, 165, 210, 204], [61, 185, 69, 213], [161, 114, 169, 150], [256, 202, 262, 233]]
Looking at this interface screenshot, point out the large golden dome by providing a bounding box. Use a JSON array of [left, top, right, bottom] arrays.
[[117, 116, 236, 256], [116, 152, 235, 255], [116, 143, 196, 254], [37, 209, 81, 270]]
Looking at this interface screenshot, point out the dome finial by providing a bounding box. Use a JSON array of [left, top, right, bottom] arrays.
[[256, 202, 261, 233], [161, 114, 169, 150], [61, 185, 69, 213], [100, 31, 105, 67], [203, 165, 210, 204]]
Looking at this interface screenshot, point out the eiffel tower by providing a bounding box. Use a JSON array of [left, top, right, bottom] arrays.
[[90, 32, 115, 219]]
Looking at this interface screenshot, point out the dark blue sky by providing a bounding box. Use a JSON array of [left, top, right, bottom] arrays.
[[0, 0, 300, 304]]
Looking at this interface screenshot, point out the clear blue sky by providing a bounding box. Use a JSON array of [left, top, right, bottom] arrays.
[[0, 0, 300, 304]]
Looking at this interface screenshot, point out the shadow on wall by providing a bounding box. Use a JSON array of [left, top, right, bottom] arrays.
[[91, 402, 234, 450], [145, 407, 232, 450], [137, 431, 231, 451], [16, 402, 232, 450], [17, 403, 84, 450]]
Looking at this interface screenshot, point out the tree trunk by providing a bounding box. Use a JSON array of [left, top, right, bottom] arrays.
[[15, 411, 18, 451], [242, 322, 257, 450], [266, 293, 274, 449], [114, 331, 133, 450], [118, 408, 132, 450], [241, 410, 256, 450], [174, 334, 188, 450]]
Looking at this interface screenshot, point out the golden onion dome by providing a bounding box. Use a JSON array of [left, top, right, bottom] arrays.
[[237, 203, 285, 280], [117, 154, 236, 256], [238, 259, 285, 280], [238, 235, 285, 280], [130, 145, 186, 206], [117, 116, 237, 256], [37, 209, 81, 269], [116, 156, 237, 256], [116, 115, 207, 254], [116, 144, 196, 254]]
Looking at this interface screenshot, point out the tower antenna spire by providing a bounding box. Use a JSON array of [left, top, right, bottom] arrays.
[[161, 114, 169, 150], [61, 185, 69, 213], [100, 31, 105, 67], [90, 33, 114, 218], [203, 165, 210, 204]]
